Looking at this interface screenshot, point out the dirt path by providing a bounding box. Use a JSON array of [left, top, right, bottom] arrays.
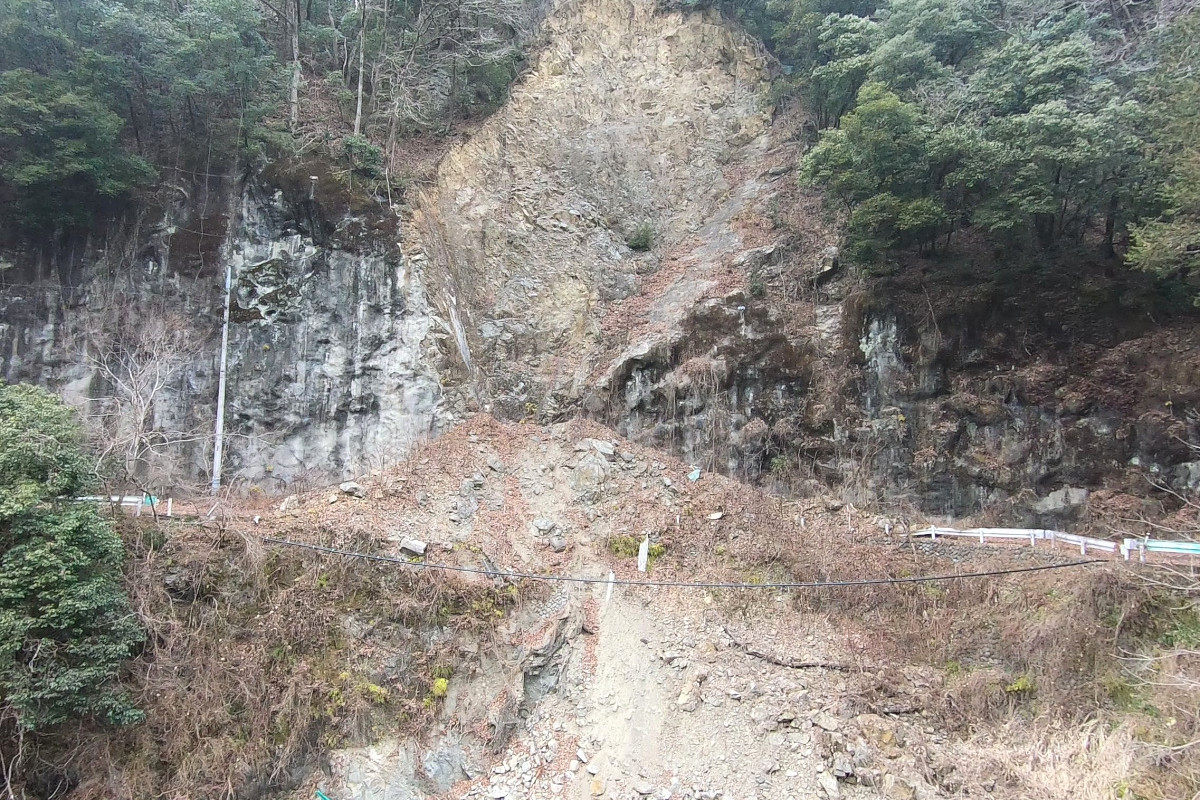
[[578, 591, 667, 794], [469, 578, 912, 800]]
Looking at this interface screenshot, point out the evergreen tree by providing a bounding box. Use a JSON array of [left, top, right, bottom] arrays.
[[1128, 10, 1200, 286], [0, 383, 144, 731]]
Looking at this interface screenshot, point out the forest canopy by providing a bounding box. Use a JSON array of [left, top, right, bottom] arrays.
[[0, 0, 533, 236], [734, 0, 1199, 280], [0, 0, 1196, 287]]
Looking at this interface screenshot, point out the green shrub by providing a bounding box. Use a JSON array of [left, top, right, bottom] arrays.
[[341, 135, 384, 179], [0, 383, 144, 730], [1004, 673, 1036, 695], [627, 223, 654, 251], [607, 535, 639, 557]]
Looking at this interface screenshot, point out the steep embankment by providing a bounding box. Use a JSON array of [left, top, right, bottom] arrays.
[[406, 0, 1200, 523], [406, 0, 790, 417]]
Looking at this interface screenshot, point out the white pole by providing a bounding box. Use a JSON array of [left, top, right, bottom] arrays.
[[211, 263, 232, 495]]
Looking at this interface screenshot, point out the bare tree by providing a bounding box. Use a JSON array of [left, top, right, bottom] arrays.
[[260, 0, 305, 129], [84, 305, 212, 497]]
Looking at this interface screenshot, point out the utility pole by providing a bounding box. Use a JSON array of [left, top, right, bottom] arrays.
[[211, 263, 232, 495]]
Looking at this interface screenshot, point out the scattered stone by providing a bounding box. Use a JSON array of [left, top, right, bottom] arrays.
[[816, 246, 840, 281], [488, 455, 505, 472], [399, 537, 427, 557], [707, 511, 724, 520], [818, 772, 840, 798], [592, 439, 616, 456], [882, 775, 916, 800], [832, 757, 854, 779], [549, 534, 568, 553], [677, 691, 699, 713], [279, 494, 298, 511], [635, 783, 655, 795], [533, 518, 558, 533], [590, 778, 606, 796], [490, 786, 509, 799], [813, 712, 840, 732], [339, 481, 366, 498]]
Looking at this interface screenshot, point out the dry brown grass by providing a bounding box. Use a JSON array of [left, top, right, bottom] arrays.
[[25, 516, 523, 800]]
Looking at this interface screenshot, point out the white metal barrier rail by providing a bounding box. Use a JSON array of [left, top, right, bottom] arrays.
[[913, 526, 1200, 564], [76, 495, 173, 518]]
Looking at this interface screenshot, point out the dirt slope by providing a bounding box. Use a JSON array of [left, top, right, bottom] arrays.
[[232, 415, 1192, 800]]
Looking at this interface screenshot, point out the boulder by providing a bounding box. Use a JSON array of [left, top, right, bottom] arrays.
[[1032, 486, 1089, 518], [339, 481, 366, 498], [399, 538, 427, 557]]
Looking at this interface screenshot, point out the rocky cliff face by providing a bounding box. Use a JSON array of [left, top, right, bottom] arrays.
[[218, 184, 447, 485], [0, 174, 452, 489], [406, 0, 778, 409], [2, 0, 1198, 518]]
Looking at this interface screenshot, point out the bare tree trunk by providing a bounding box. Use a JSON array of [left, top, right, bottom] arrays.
[[289, 0, 301, 130], [353, 0, 367, 136], [1104, 192, 1119, 257], [371, 0, 390, 117]]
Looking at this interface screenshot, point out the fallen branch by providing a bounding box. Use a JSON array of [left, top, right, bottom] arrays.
[[722, 625, 857, 672]]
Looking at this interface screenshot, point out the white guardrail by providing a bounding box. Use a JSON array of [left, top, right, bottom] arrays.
[[76, 495, 173, 517], [913, 526, 1200, 564]]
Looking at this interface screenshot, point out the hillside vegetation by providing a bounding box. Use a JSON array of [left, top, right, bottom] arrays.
[[0, 0, 536, 239], [3, 0, 1197, 288], [740, 0, 1199, 280]]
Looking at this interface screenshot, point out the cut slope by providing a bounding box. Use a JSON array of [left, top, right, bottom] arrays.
[[406, 0, 789, 417]]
